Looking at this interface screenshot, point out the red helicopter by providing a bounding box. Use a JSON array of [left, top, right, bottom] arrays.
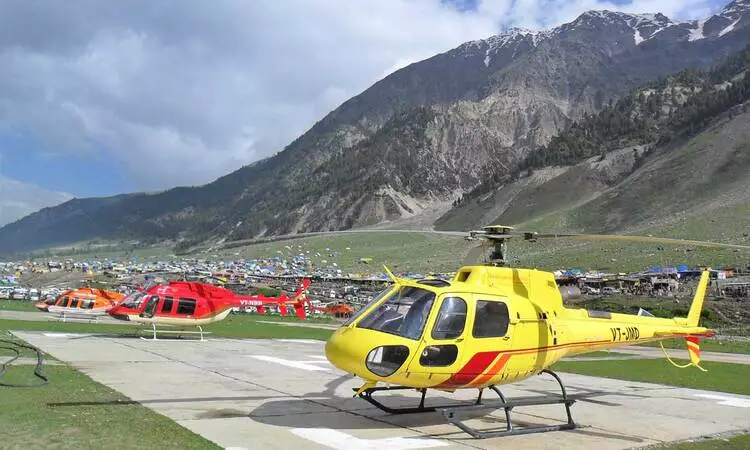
[[108, 278, 311, 340]]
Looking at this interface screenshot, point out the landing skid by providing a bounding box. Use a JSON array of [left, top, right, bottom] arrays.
[[139, 323, 208, 341], [355, 369, 576, 438]]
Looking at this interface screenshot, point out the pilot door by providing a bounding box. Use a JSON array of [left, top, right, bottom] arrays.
[[410, 294, 516, 388], [408, 295, 469, 378], [140, 295, 159, 318]]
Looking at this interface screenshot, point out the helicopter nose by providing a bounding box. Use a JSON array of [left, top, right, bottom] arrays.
[[108, 308, 130, 321], [325, 327, 413, 379], [325, 327, 364, 375]]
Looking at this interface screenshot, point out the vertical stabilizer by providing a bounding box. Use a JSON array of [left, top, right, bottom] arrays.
[[685, 336, 703, 368], [687, 269, 710, 327]]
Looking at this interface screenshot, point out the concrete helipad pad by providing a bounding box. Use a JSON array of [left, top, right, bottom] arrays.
[[13, 331, 750, 450]]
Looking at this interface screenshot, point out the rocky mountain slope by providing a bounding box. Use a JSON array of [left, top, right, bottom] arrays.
[[2, 0, 750, 255], [437, 44, 750, 238]]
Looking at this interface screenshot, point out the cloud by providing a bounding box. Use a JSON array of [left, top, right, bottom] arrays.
[[0, 176, 72, 226], [0, 0, 724, 192]]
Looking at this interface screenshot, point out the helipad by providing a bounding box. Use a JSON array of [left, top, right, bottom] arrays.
[[13, 331, 750, 449]]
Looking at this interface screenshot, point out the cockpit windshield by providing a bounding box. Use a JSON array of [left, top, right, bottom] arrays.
[[342, 285, 394, 327], [356, 286, 436, 340], [120, 292, 147, 309]]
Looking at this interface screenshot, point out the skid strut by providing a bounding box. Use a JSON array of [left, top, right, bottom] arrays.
[[356, 386, 438, 414], [355, 369, 576, 438], [355, 385, 489, 415], [441, 369, 576, 438], [139, 324, 207, 341]]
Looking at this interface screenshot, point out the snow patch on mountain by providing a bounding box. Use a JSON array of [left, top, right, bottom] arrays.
[[721, 0, 750, 18], [719, 17, 742, 36], [689, 20, 706, 41], [634, 28, 645, 45], [471, 27, 552, 67], [575, 10, 681, 46], [470, 0, 750, 60]]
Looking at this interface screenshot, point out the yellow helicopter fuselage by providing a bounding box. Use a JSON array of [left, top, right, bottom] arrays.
[[325, 265, 711, 391]]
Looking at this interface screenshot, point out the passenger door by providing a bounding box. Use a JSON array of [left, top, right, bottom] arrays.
[[450, 295, 517, 387]]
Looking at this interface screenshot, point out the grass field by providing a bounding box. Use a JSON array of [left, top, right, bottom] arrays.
[[1, 366, 220, 449], [0, 299, 38, 312], [23, 231, 472, 275], [13, 199, 750, 275], [217, 231, 470, 274], [552, 358, 750, 395], [241, 312, 340, 325], [512, 203, 750, 272], [639, 337, 750, 355], [567, 351, 636, 358], [0, 316, 332, 450], [0, 335, 220, 450], [0, 314, 334, 341], [659, 434, 750, 449]]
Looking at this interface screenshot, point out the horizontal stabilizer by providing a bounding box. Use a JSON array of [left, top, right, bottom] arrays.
[[637, 307, 655, 317]]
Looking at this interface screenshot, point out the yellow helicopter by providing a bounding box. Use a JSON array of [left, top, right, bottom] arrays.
[[324, 225, 750, 438]]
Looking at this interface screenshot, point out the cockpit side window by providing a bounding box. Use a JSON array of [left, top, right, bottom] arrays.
[[472, 300, 510, 338], [431, 297, 467, 340]]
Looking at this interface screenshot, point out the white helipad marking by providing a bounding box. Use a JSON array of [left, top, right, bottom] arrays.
[[42, 333, 91, 338], [291, 428, 449, 449], [245, 355, 330, 371], [276, 339, 322, 344], [694, 394, 750, 408]]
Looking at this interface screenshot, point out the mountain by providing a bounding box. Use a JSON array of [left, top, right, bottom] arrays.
[[2, 0, 750, 255], [0, 176, 72, 227], [436, 44, 750, 239]]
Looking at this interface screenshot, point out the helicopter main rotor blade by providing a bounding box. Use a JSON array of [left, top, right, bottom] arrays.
[[527, 233, 750, 250]]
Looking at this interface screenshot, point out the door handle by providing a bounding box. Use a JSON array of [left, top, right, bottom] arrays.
[[455, 338, 464, 343], [503, 336, 510, 341]]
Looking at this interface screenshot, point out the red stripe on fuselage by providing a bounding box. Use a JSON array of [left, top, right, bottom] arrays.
[[436, 351, 499, 388], [468, 353, 511, 387], [433, 339, 613, 389]]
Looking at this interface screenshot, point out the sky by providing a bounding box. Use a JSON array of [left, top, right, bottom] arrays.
[[0, 0, 731, 225]]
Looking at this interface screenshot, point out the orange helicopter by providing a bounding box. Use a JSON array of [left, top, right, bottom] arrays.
[[324, 225, 750, 438], [35, 287, 125, 317], [303, 300, 355, 318]]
